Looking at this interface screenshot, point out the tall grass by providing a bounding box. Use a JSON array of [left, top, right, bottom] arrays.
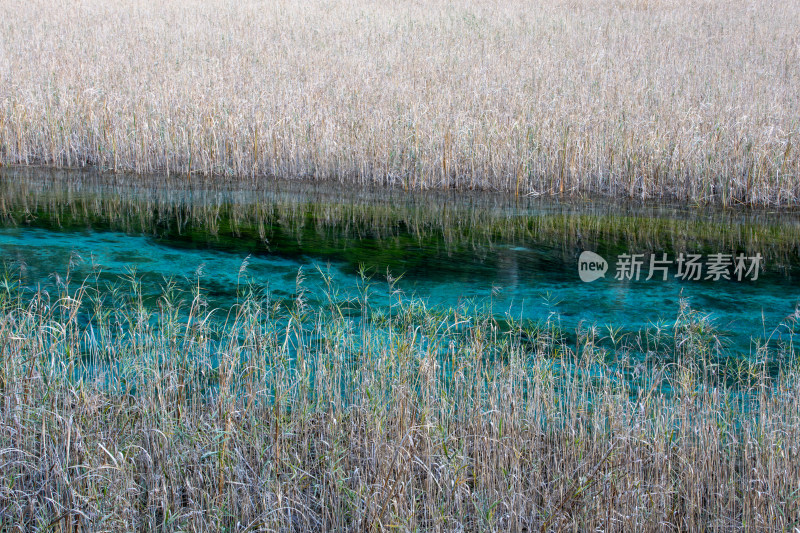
[[1, 265, 799, 530], [1, 0, 798, 205]]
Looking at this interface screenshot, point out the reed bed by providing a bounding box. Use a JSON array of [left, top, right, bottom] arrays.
[[1, 265, 800, 531], [1, 0, 799, 205]]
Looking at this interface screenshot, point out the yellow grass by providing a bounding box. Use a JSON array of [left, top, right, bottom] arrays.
[[1, 0, 798, 203]]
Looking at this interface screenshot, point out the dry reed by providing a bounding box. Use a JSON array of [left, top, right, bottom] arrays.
[[0, 0, 798, 204], [1, 266, 799, 531]]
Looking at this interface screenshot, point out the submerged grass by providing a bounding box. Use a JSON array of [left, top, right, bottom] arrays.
[[1, 265, 800, 531], [1, 0, 799, 205], [3, 169, 800, 270]]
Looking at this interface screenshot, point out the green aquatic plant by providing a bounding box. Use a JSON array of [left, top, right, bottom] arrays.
[[2, 168, 800, 271]]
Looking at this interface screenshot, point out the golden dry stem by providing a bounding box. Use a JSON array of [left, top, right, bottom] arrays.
[[0, 0, 798, 204]]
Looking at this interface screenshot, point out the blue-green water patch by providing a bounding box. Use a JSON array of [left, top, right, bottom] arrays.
[[1, 168, 800, 356]]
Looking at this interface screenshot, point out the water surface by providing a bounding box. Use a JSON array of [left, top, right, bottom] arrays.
[[2, 168, 799, 355]]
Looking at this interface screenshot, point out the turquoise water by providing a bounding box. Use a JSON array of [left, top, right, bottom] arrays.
[[1, 170, 799, 355]]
